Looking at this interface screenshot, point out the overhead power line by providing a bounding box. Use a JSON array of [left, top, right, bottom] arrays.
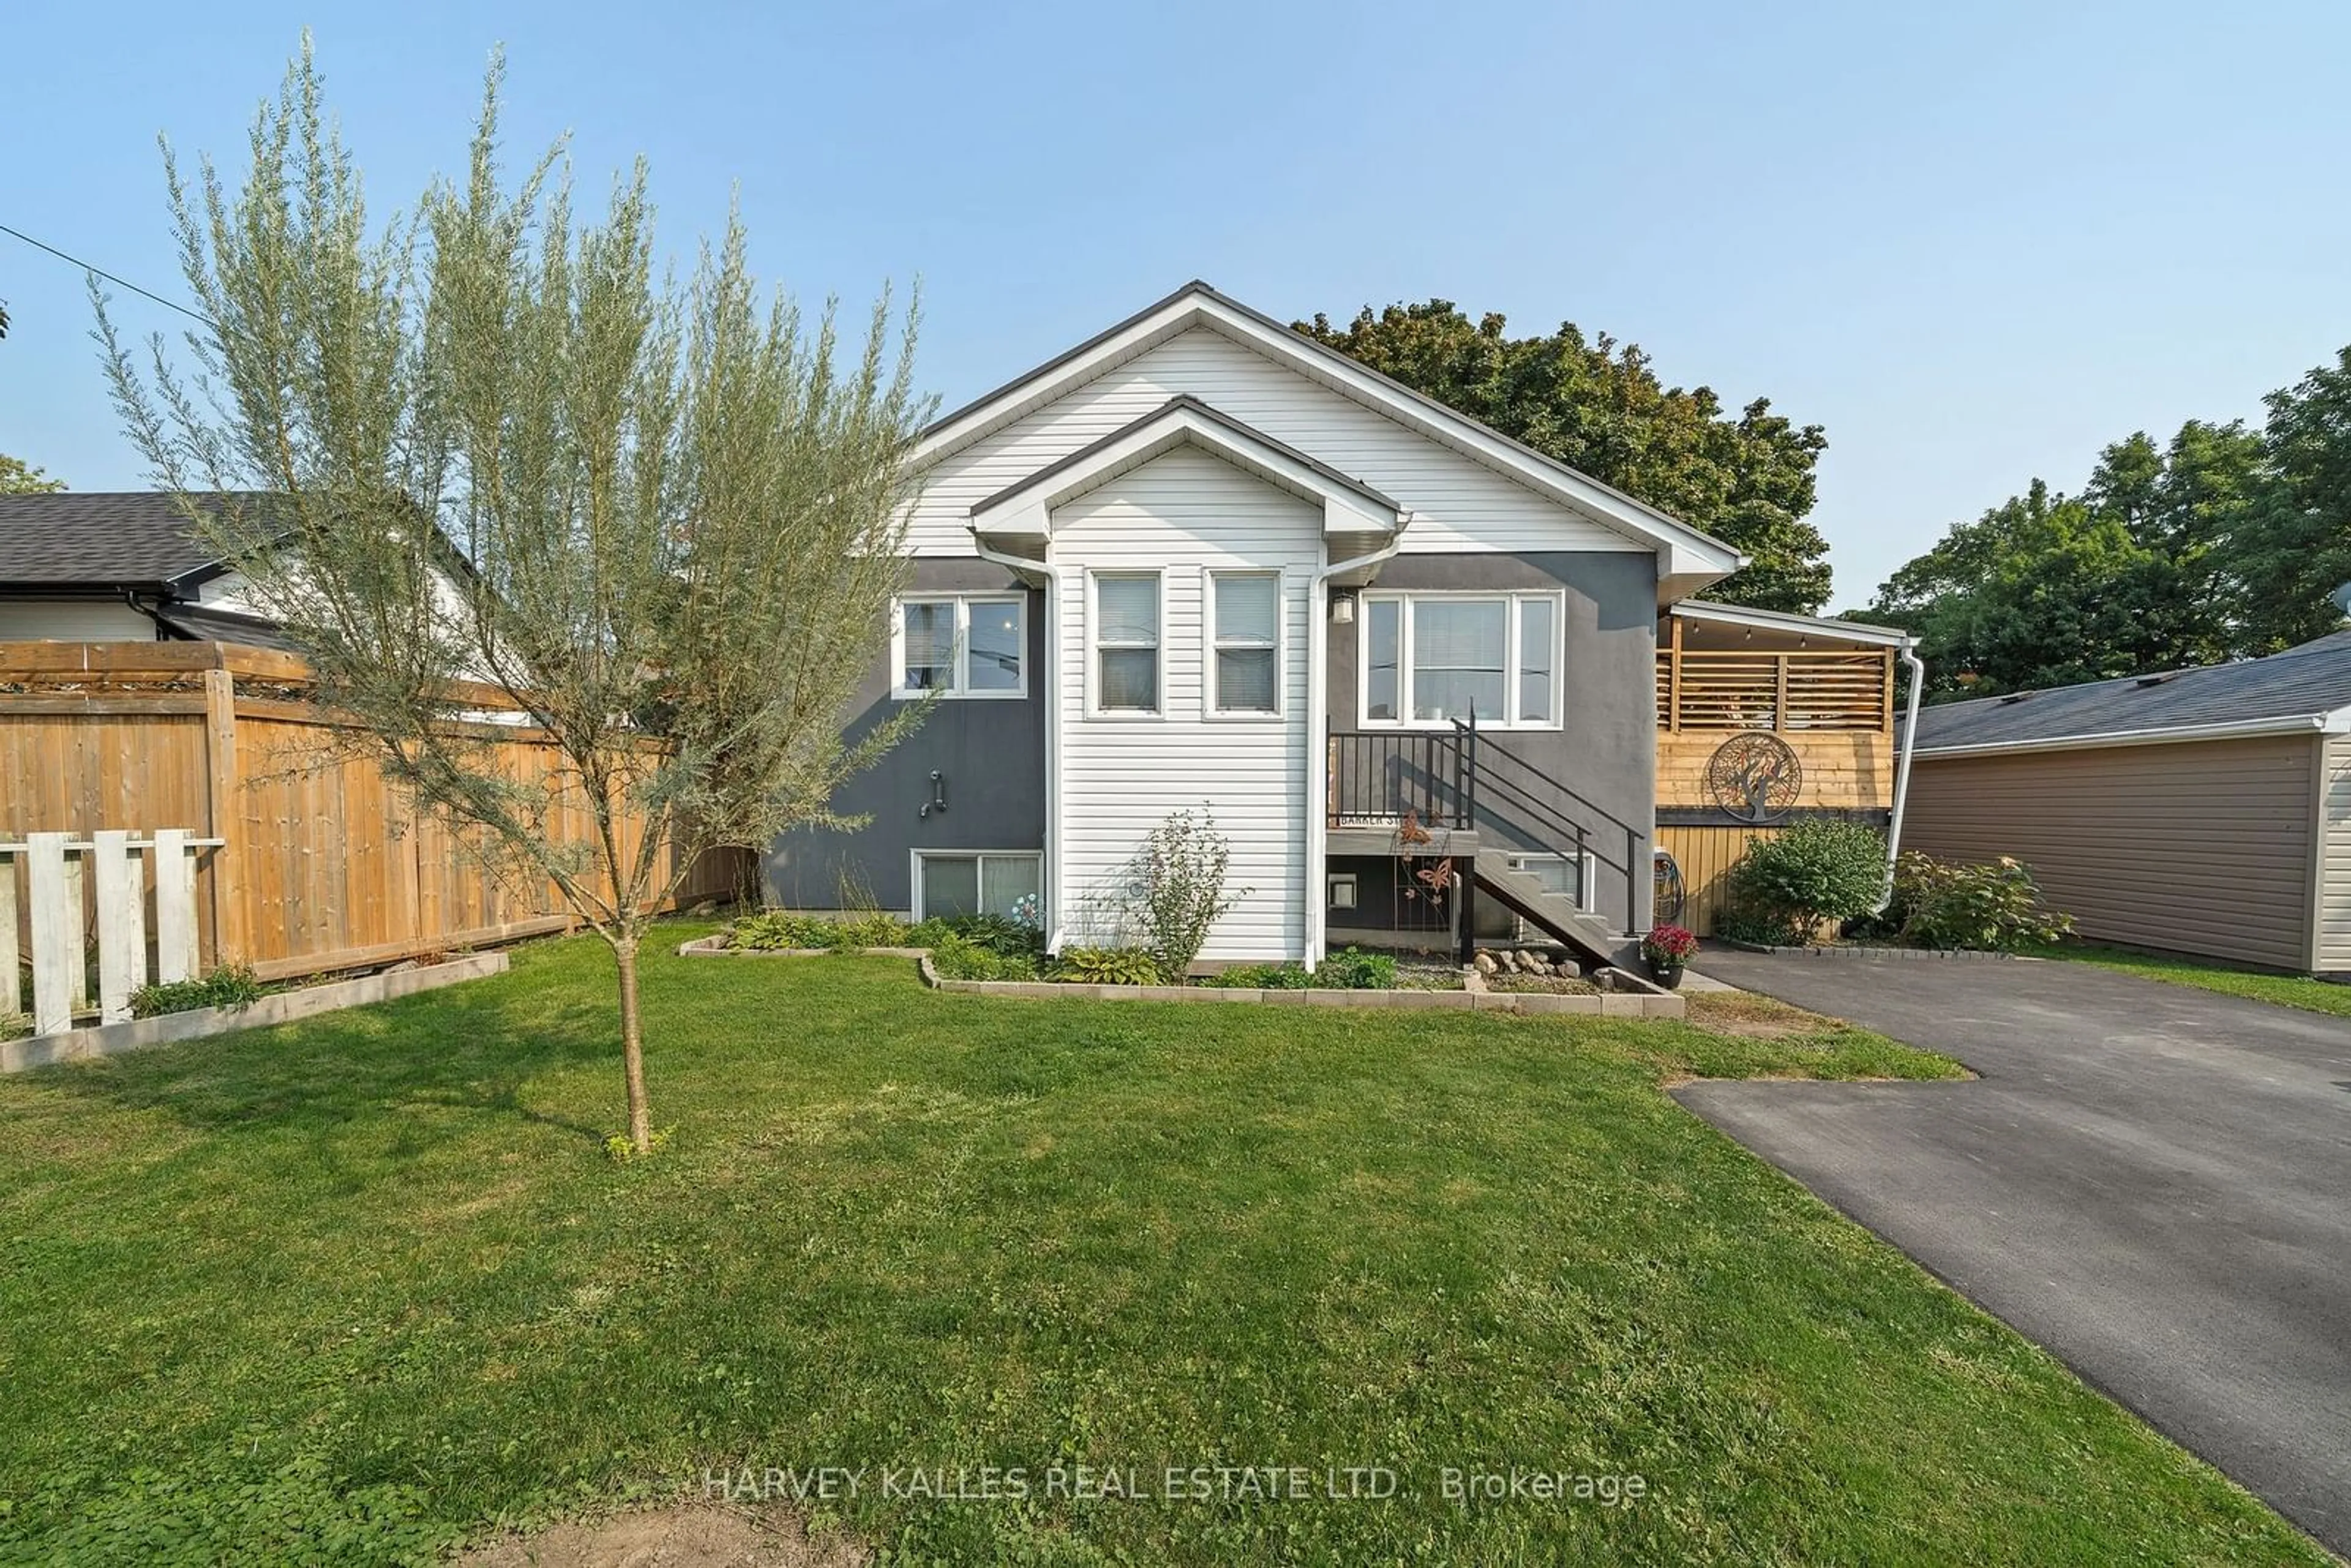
[[0, 222, 213, 326]]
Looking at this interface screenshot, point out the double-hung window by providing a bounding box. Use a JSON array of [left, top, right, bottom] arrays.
[[1361, 591, 1562, 728], [1092, 572, 1162, 713], [1210, 572, 1281, 715], [893, 595, 1026, 699]]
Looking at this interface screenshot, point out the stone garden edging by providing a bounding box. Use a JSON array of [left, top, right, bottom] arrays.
[[677, 933, 1685, 1017], [1, 951, 511, 1073]]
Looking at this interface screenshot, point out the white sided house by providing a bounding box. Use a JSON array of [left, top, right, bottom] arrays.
[[765, 282, 1747, 967]]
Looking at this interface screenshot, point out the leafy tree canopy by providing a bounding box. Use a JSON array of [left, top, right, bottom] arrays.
[[1296, 301, 1832, 613], [1869, 368, 2351, 699], [0, 454, 65, 493]]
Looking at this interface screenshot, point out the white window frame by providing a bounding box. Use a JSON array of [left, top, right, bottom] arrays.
[[1357, 589, 1565, 731], [1207, 569, 1284, 720], [1510, 851, 1596, 915], [1087, 569, 1165, 718], [890, 594, 1028, 701], [910, 849, 1046, 922]]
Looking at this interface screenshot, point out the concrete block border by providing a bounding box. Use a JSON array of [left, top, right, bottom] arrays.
[[917, 953, 1682, 1019], [675, 932, 1685, 1018], [2, 951, 511, 1074]]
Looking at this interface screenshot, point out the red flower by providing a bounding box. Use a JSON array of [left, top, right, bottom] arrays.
[[1642, 924, 1698, 962]]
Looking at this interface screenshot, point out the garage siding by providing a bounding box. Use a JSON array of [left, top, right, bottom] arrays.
[[2320, 734, 2351, 975], [1904, 735, 2319, 971]]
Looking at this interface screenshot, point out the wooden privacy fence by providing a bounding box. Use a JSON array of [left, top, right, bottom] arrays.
[[1657, 648, 1895, 732], [1, 830, 216, 1033], [0, 642, 751, 988]]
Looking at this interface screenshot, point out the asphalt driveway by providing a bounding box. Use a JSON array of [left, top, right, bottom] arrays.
[[1677, 952, 2351, 1556]]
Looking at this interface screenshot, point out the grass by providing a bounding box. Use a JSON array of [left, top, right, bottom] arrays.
[[0, 926, 2324, 1565], [2031, 940, 2351, 1020]]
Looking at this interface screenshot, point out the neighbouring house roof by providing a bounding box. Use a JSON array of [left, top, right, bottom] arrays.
[[1672, 599, 1913, 648], [917, 280, 1746, 596], [146, 602, 297, 650], [970, 395, 1405, 538], [1913, 630, 2351, 756], [0, 491, 263, 589]]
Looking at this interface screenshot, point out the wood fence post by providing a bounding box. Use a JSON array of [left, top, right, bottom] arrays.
[[203, 667, 247, 969], [28, 831, 74, 1035]]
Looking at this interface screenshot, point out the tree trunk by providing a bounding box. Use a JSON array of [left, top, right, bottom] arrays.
[[613, 932, 653, 1155]]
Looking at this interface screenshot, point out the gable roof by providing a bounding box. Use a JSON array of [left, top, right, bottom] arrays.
[[0, 492, 258, 589], [918, 281, 1745, 592], [970, 394, 1404, 538], [1913, 630, 2351, 756]]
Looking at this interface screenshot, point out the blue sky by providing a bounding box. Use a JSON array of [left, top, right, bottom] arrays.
[[4, 1, 2347, 608]]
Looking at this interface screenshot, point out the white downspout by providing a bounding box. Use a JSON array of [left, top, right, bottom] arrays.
[[1875, 637, 1927, 913], [1305, 518, 1414, 970], [969, 529, 1065, 951]]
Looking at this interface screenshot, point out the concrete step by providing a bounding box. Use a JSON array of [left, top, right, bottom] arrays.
[[1469, 852, 1631, 970]]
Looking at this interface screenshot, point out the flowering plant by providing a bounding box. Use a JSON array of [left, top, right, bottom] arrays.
[[1641, 924, 1698, 967], [1009, 891, 1042, 929]]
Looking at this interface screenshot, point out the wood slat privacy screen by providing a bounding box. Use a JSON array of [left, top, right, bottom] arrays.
[[0, 643, 752, 983], [1657, 650, 1894, 733]]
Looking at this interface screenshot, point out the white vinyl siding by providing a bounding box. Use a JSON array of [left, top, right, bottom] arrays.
[[2319, 733, 2351, 973], [1053, 446, 1316, 961], [0, 599, 159, 641], [901, 326, 1632, 558]]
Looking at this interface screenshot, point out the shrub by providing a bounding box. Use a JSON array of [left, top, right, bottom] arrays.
[[1888, 852, 2073, 952], [907, 912, 1045, 958], [1723, 820, 1888, 944], [1118, 808, 1245, 981], [1207, 961, 1313, 989], [1316, 947, 1398, 990], [928, 931, 1041, 981], [728, 911, 912, 951], [129, 966, 266, 1019], [1054, 946, 1164, 986]]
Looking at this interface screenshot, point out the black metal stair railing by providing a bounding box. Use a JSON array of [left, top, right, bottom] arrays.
[[1325, 729, 1475, 831]]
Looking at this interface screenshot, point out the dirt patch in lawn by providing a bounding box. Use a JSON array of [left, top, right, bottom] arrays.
[[456, 1502, 869, 1567], [1684, 991, 1844, 1040]]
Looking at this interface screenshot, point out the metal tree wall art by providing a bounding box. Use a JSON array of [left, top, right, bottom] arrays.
[[1705, 732, 1803, 823]]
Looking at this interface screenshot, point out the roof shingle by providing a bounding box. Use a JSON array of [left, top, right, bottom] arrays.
[[0, 492, 262, 587], [1913, 631, 2351, 751]]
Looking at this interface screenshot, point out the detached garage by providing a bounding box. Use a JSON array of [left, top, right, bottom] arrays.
[[1905, 631, 2351, 977]]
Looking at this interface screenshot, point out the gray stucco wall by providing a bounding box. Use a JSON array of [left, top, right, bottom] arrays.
[[763, 559, 1047, 910], [1328, 552, 1658, 931]]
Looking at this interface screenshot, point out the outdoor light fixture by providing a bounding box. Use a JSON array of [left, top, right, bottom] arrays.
[[1332, 595, 1355, 624]]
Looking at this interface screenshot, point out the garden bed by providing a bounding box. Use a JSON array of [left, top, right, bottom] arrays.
[[1, 951, 509, 1073]]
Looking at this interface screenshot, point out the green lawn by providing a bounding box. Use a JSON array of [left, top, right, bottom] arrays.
[[2032, 940, 2351, 1019], [0, 930, 2323, 1565]]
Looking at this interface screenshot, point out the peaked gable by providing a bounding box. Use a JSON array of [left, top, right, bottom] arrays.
[[913, 282, 1743, 593]]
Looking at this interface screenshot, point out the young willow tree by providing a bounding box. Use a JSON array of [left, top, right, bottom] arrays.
[[97, 47, 928, 1153]]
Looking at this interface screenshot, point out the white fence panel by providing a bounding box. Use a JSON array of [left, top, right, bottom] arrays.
[[2, 830, 220, 1037]]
